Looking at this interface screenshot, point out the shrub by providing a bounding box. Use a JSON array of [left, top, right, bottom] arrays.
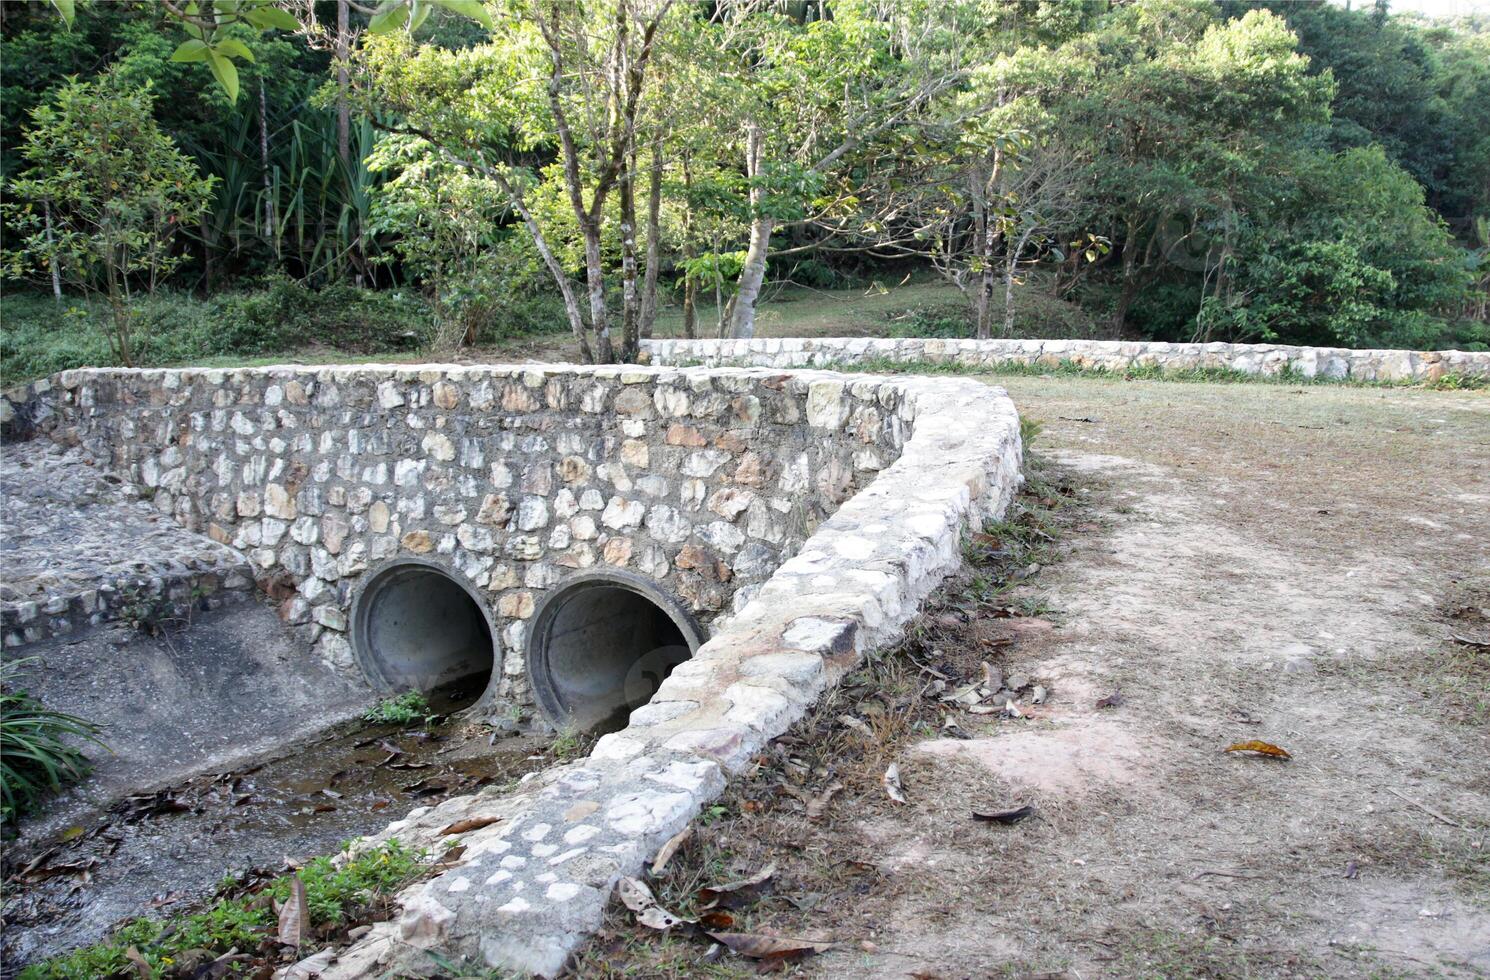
[[1, 658, 107, 824]]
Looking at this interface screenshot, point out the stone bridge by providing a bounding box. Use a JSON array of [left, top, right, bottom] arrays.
[[2, 361, 1023, 974]]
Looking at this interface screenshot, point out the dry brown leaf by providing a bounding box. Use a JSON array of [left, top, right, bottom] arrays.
[[277, 874, 309, 946], [440, 815, 501, 836], [706, 931, 833, 962], [616, 876, 656, 913], [806, 781, 844, 822], [972, 803, 1035, 825], [698, 863, 776, 909], [618, 876, 690, 931], [1224, 740, 1292, 759], [123, 946, 153, 979], [650, 825, 692, 876], [837, 714, 873, 736], [882, 764, 906, 804]]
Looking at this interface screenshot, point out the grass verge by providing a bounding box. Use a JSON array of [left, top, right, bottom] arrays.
[[19, 840, 434, 979]]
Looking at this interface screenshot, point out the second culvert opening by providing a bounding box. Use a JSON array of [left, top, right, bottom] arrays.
[[527, 571, 701, 735]]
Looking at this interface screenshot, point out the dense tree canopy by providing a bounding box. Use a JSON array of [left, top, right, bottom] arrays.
[[2, 0, 1485, 365]]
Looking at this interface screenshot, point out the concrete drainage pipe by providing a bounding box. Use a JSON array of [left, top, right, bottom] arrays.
[[526, 570, 702, 735], [351, 558, 497, 695]]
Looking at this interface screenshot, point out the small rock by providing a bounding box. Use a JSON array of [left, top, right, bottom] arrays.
[[1031, 685, 1047, 704], [1006, 673, 1030, 692]]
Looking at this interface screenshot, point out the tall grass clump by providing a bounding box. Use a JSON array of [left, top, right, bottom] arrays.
[[1, 658, 107, 823]]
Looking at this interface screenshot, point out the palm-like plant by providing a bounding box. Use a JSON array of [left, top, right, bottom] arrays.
[[1, 658, 108, 824]]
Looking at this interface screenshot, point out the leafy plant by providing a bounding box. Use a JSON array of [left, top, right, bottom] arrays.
[[3, 71, 214, 366], [1, 658, 107, 824], [21, 840, 428, 979], [362, 690, 434, 726]]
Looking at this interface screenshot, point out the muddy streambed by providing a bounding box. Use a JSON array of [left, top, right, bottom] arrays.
[[1, 686, 553, 971]]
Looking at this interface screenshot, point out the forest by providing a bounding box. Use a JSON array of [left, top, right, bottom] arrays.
[[2, 0, 1487, 379]]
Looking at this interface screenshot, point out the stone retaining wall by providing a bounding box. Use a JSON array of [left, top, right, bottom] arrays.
[[283, 370, 1022, 978], [641, 336, 1490, 382], [5, 365, 907, 715]]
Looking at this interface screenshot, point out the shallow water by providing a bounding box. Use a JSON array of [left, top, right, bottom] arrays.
[[1, 684, 550, 971]]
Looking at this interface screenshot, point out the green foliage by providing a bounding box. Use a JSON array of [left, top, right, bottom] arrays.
[[1, 658, 107, 825], [363, 691, 435, 726], [0, 280, 431, 385], [20, 840, 428, 980], [3, 72, 215, 365]]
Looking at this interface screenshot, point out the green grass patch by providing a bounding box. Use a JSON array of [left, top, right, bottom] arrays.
[[20, 840, 429, 980], [1, 658, 107, 825], [361, 691, 435, 727]]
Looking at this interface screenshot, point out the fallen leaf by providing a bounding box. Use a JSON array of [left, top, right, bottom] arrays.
[[699, 863, 777, 910], [277, 874, 309, 946], [124, 946, 152, 979], [972, 804, 1035, 825], [617, 876, 656, 913], [882, 764, 906, 804], [1224, 740, 1291, 760], [699, 909, 736, 929], [806, 781, 844, 822], [618, 876, 690, 930], [1095, 689, 1124, 709], [440, 816, 501, 836], [706, 931, 832, 963], [650, 825, 691, 875], [837, 714, 873, 737]]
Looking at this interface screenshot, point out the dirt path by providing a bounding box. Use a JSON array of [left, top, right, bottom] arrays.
[[579, 377, 1488, 979], [816, 377, 1490, 978]]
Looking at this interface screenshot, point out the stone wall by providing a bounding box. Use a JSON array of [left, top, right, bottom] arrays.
[[7, 364, 908, 712], [282, 370, 1023, 978], [641, 336, 1490, 382]]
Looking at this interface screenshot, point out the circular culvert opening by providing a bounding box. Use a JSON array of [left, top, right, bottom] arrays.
[[527, 570, 702, 735], [352, 559, 496, 702]]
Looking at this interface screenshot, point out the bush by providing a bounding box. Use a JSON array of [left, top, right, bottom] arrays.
[[1, 658, 106, 824]]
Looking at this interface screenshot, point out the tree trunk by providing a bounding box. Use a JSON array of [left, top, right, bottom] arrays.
[[619, 144, 641, 361], [1111, 219, 1142, 334], [336, 0, 351, 174], [258, 79, 277, 254], [728, 125, 772, 339], [681, 150, 696, 339], [43, 201, 62, 302], [639, 140, 663, 340], [683, 276, 697, 339], [582, 222, 615, 363]]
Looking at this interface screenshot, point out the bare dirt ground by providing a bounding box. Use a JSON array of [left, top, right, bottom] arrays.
[[575, 376, 1489, 979]]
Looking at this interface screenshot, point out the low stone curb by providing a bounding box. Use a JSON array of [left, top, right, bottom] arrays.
[[281, 371, 1022, 978], [640, 336, 1490, 383]]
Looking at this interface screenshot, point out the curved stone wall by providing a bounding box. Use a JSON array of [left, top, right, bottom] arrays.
[[7, 364, 912, 718], [641, 336, 1490, 382]]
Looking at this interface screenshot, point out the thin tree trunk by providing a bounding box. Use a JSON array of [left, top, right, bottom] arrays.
[[258, 79, 277, 253], [681, 149, 696, 339], [619, 142, 641, 361], [639, 139, 663, 340], [336, 0, 351, 173], [43, 201, 62, 301], [1111, 219, 1142, 334], [728, 125, 772, 339]]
